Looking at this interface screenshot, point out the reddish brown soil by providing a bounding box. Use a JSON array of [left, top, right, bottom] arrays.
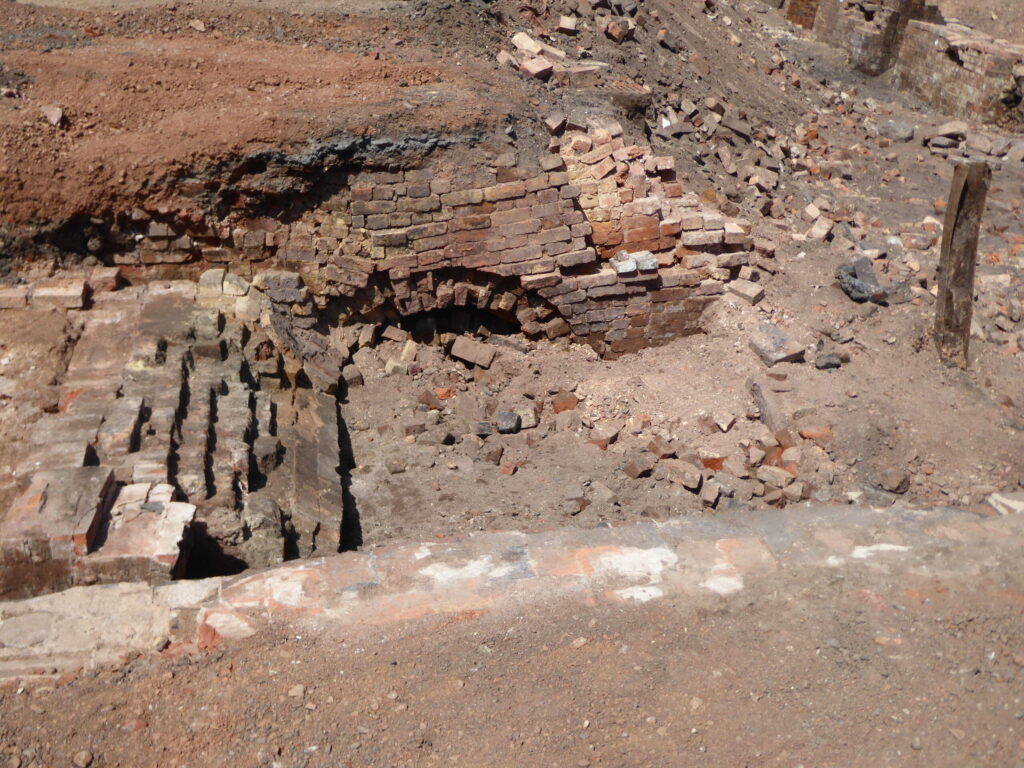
[[0, 6, 519, 225]]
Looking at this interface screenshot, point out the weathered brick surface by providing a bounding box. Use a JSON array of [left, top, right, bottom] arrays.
[[895, 22, 1024, 129], [785, 0, 820, 29], [798, 0, 942, 75]]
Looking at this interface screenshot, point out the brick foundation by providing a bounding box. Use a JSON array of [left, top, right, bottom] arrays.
[[812, 0, 942, 75], [895, 22, 1024, 129]]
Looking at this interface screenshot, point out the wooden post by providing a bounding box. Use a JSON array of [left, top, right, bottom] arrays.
[[934, 161, 991, 368]]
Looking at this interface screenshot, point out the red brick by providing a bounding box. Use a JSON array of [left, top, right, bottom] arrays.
[[450, 214, 491, 231], [592, 156, 617, 179], [491, 207, 533, 226], [484, 182, 527, 202], [407, 222, 448, 240]]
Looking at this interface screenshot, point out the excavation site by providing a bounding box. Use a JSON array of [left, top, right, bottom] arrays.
[[0, 0, 1022, 764]]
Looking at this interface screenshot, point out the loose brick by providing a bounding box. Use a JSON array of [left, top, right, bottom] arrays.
[[521, 272, 562, 290], [557, 248, 598, 268]]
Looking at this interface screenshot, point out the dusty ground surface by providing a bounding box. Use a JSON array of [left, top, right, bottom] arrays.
[[936, 0, 1024, 42], [0, 0, 1022, 764], [2, 518, 1022, 768]]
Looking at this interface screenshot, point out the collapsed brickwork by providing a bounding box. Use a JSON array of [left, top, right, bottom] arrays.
[[0, 276, 354, 599], [106, 119, 765, 374], [896, 22, 1024, 129]]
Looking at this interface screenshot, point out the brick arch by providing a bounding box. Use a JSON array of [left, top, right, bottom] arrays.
[[324, 266, 572, 341]]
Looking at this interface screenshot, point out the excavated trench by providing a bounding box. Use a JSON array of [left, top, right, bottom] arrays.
[[0, 114, 766, 597]]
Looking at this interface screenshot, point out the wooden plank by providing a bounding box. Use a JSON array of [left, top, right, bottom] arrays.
[[934, 161, 991, 368]]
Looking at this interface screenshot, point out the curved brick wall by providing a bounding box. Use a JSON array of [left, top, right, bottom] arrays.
[[109, 118, 767, 374]]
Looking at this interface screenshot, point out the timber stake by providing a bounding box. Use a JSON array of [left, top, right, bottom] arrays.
[[934, 160, 991, 368]]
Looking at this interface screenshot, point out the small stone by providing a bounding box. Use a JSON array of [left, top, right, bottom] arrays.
[[473, 421, 494, 439], [715, 411, 736, 432], [341, 365, 364, 387], [482, 445, 504, 465], [875, 469, 909, 494], [544, 112, 567, 135], [516, 405, 539, 430], [662, 459, 703, 491], [399, 340, 419, 362], [700, 480, 721, 508], [933, 120, 968, 140], [782, 482, 803, 502], [384, 358, 411, 376], [876, 120, 914, 143], [385, 457, 407, 475], [805, 217, 833, 242], [381, 325, 408, 342], [496, 411, 522, 434], [72, 750, 94, 768], [402, 421, 426, 437], [589, 481, 619, 505], [623, 454, 657, 479], [647, 436, 676, 459], [911, 737, 922, 751], [40, 104, 64, 126], [836, 257, 889, 304], [815, 353, 842, 370], [288, 684, 305, 698], [756, 465, 794, 488]]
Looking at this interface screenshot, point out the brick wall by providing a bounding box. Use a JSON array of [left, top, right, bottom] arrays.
[[895, 22, 1024, 129], [115, 118, 764, 359], [812, 0, 941, 75]]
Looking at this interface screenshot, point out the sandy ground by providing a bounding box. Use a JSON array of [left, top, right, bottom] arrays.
[[2, 528, 1022, 768]]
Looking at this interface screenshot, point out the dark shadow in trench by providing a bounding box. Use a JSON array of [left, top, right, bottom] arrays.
[[335, 382, 363, 552]]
